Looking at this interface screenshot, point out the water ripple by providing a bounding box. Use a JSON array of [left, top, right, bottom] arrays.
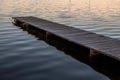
[[1, 0, 119, 79], [0, 21, 110, 80]]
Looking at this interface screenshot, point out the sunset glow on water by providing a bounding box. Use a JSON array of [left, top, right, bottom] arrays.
[[0, 0, 120, 39], [0, 0, 120, 80]]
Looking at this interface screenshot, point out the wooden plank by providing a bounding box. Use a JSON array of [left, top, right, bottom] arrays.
[[12, 16, 120, 61]]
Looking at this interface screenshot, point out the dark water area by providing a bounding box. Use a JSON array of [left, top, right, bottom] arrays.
[[0, 21, 110, 80]]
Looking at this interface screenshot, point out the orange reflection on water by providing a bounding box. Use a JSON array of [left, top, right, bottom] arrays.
[[0, 0, 120, 19]]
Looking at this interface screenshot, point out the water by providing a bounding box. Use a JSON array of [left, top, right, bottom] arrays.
[[0, 22, 110, 80], [0, 0, 120, 40], [0, 0, 119, 80]]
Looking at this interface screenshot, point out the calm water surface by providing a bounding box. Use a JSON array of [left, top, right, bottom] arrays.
[[0, 0, 119, 80], [0, 20, 110, 80], [0, 0, 120, 39]]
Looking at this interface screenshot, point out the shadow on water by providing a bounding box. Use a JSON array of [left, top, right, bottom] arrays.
[[14, 22, 119, 80], [0, 0, 120, 79], [90, 54, 120, 80], [0, 21, 110, 80]]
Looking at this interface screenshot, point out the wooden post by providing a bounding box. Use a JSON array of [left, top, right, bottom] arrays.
[[46, 32, 52, 41], [90, 49, 102, 62], [22, 23, 29, 30], [12, 19, 18, 25]]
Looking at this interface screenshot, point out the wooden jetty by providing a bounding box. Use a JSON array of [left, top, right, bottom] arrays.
[[12, 16, 120, 78], [12, 16, 120, 60]]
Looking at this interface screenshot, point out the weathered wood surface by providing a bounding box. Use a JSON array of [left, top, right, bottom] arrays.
[[13, 16, 120, 61]]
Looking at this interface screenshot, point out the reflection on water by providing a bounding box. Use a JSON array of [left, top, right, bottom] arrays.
[[0, 0, 120, 39], [0, 21, 110, 80], [0, 0, 119, 80]]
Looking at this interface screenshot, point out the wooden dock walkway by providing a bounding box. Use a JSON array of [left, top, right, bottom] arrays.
[[12, 16, 120, 61]]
